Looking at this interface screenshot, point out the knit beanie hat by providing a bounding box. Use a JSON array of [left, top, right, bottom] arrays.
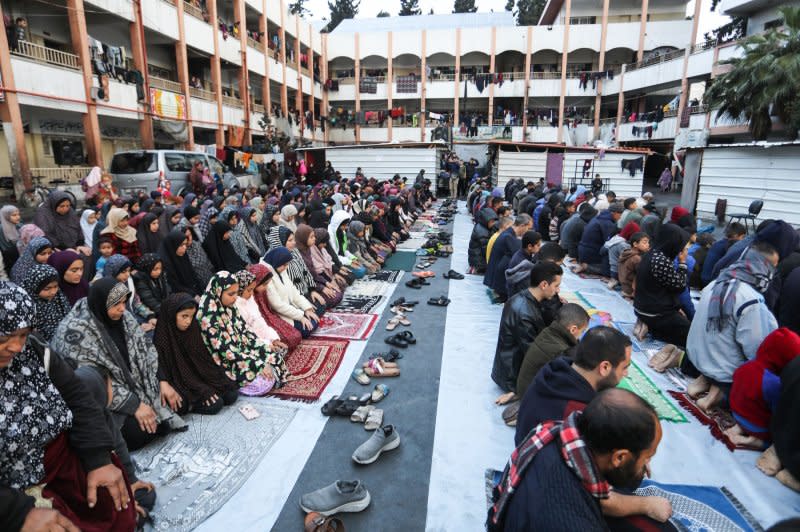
[[349, 220, 366, 234], [754, 220, 799, 261], [619, 222, 641, 241]]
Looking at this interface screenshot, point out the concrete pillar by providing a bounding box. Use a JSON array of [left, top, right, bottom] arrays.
[[637, 0, 649, 62], [522, 26, 532, 140], [308, 23, 315, 141], [207, 0, 225, 145], [387, 32, 393, 142], [676, 0, 704, 135], [322, 34, 329, 144], [616, 64, 626, 139], [354, 33, 360, 144], [593, 0, 610, 138], [235, 0, 251, 146], [453, 28, 461, 129], [0, 2, 31, 196], [557, 0, 572, 143], [175, 0, 194, 149], [279, 0, 288, 117], [130, 0, 154, 148], [294, 15, 303, 132], [420, 30, 427, 140], [488, 26, 496, 127], [260, 0, 270, 121], [67, 0, 102, 167]]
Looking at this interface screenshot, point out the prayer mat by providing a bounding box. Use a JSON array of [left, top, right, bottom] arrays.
[[588, 309, 613, 329], [335, 295, 382, 314], [270, 339, 349, 402], [615, 322, 668, 353], [346, 280, 395, 297], [365, 270, 402, 283], [560, 290, 595, 309], [312, 312, 379, 341], [576, 271, 606, 280], [618, 360, 687, 423], [383, 250, 418, 271], [133, 401, 296, 531], [633, 480, 764, 532], [667, 391, 762, 451]]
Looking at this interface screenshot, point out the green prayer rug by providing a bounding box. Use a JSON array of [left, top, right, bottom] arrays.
[[618, 360, 688, 423], [383, 251, 418, 272]]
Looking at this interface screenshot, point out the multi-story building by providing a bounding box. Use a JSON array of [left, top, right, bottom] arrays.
[[0, 0, 789, 195]]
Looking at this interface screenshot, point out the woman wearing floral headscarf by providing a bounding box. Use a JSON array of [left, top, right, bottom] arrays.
[[52, 278, 187, 451], [0, 281, 137, 532], [197, 271, 289, 395], [19, 263, 72, 342], [101, 207, 141, 261]]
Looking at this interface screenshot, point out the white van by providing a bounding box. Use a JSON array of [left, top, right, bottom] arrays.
[[109, 150, 244, 196]]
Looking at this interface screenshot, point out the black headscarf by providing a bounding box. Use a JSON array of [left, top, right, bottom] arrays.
[[307, 200, 330, 229], [33, 191, 83, 249], [158, 229, 201, 296], [202, 220, 247, 272], [654, 223, 691, 260], [136, 213, 163, 255], [88, 277, 132, 368], [153, 293, 237, 404]]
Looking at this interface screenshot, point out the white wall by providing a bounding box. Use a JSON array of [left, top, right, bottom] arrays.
[[497, 150, 548, 188], [12, 58, 87, 113], [324, 147, 439, 182], [140, 0, 179, 40], [695, 145, 800, 227]]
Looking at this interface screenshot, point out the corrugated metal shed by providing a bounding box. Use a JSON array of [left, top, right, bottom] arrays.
[[694, 144, 800, 227], [323, 147, 442, 182], [497, 146, 646, 198]]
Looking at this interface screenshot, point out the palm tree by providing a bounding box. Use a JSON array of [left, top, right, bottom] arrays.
[[705, 6, 800, 140]]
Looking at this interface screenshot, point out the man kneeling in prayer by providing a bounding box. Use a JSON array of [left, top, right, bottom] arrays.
[[489, 388, 672, 531]]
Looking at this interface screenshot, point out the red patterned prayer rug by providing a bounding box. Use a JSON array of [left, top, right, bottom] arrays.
[[312, 312, 379, 341], [668, 391, 763, 452], [269, 339, 349, 402]]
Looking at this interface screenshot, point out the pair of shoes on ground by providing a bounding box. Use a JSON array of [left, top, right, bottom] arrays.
[[350, 405, 385, 429], [390, 297, 418, 308], [299, 427, 401, 515], [385, 330, 416, 348], [405, 277, 430, 289], [352, 358, 401, 383], [390, 304, 414, 314], [385, 313, 410, 330], [412, 270, 435, 278], [427, 295, 451, 306]]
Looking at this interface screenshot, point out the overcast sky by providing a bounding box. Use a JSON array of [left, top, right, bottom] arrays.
[[304, 0, 729, 42]]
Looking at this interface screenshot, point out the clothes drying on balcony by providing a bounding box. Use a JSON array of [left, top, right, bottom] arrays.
[[577, 70, 614, 90], [621, 157, 644, 176], [396, 75, 418, 93]]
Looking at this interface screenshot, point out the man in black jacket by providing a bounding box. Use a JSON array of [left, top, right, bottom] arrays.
[[492, 262, 562, 404]]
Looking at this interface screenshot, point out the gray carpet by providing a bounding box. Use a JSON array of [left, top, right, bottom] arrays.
[[272, 231, 454, 531]]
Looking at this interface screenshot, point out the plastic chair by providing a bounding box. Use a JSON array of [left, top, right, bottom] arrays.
[[727, 200, 763, 235]]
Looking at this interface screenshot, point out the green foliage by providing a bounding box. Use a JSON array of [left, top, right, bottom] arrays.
[[399, 0, 421, 16], [325, 0, 360, 32], [453, 0, 478, 14], [514, 0, 546, 26], [289, 0, 310, 17], [705, 6, 800, 140], [377, 10, 390, 17], [505, 0, 514, 11]]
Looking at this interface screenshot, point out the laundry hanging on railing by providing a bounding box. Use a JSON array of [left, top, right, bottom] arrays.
[[621, 157, 644, 176], [578, 70, 614, 90], [396, 75, 418, 93]]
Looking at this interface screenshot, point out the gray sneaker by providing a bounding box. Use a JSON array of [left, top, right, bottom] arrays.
[[352, 425, 401, 465], [299, 480, 371, 516]]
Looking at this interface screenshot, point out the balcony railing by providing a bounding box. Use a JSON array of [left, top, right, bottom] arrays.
[[161, 0, 175, 5], [429, 73, 457, 81], [248, 37, 264, 52], [31, 167, 92, 184], [531, 71, 562, 79], [691, 40, 716, 54], [189, 86, 215, 100], [184, 1, 207, 21], [222, 95, 244, 108], [12, 41, 80, 70], [150, 76, 183, 93], [252, 103, 266, 113], [625, 48, 686, 73]]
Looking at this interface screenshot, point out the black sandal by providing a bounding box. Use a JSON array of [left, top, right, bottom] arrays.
[[398, 330, 416, 344], [443, 270, 464, 280], [427, 296, 451, 306], [333, 396, 362, 416], [321, 395, 343, 416], [385, 334, 409, 348], [405, 279, 423, 289], [371, 349, 403, 362]]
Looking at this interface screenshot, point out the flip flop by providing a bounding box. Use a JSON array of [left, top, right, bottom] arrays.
[[370, 349, 403, 362], [386, 317, 401, 331], [405, 279, 423, 289], [334, 397, 362, 417], [385, 335, 409, 348], [397, 330, 416, 344], [352, 368, 371, 385], [350, 405, 375, 423], [371, 384, 390, 403], [320, 395, 343, 416], [427, 296, 451, 307], [364, 409, 384, 431], [364, 365, 401, 377]]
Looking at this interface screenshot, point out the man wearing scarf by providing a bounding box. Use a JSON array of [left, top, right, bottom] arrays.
[[684, 241, 780, 412], [488, 389, 662, 531]]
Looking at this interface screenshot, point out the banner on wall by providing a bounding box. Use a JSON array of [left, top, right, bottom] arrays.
[[150, 88, 186, 120]]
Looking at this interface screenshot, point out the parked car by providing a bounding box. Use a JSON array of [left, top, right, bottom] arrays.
[[109, 150, 245, 197]]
